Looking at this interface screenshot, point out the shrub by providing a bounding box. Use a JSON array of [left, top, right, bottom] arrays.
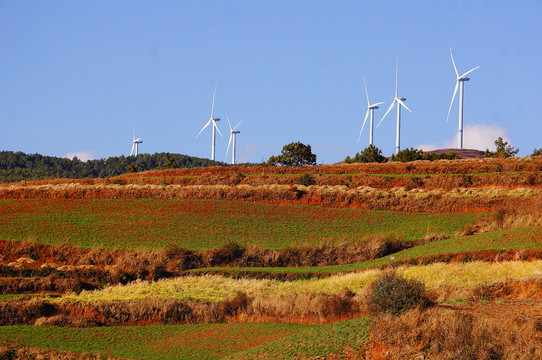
[[211, 242, 245, 265], [220, 292, 250, 317], [344, 145, 387, 163], [230, 173, 246, 185], [493, 208, 517, 229], [423, 151, 460, 161], [124, 164, 139, 173], [367, 270, 430, 315], [266, 142, 317, 166], [297, 174, 316, 186], [485, 137, 519, 158], [532, 148, 542, 157], [0, 346, 16, 360], [391, 148, 424, 162], [392, 148, 460, 162]]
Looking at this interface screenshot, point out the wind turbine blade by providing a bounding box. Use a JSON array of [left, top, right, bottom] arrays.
[[461, 66, 480, 78], [130, 143, 135, 156], [395, 58, 399, 97], [372, 102, 385, 107], [446, 81, 459, 123], [225, 110, 232, 131], [196, 119, 212, 138], [225, 134, 233, 162], [358, 109, 370, 143], [233, 121, 243, 131], [211, 83, 217, 118], [363, 76, 370, 106], [398, 99, 411, 112], [449, 47, 459, 78], [214, 121, 223, 137], [377, 100, 396, 128]]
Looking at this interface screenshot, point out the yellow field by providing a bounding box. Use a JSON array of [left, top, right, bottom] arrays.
[[58, 260, 542, 304]]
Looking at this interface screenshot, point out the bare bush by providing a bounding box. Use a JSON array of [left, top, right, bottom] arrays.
[[367, 270, 431, 315]]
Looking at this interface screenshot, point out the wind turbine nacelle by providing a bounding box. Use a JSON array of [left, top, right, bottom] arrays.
[[399, 97, 407, 101], [213, 117, 221, 121], [232, 130, 240, 134], [459, 77, 470, 82], [369, 105, 380, 110]]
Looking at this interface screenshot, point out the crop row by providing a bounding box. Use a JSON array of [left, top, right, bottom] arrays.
[[120, 156, 542, 177], [1, 182, 539, 214], [0, 199, 477, 250]]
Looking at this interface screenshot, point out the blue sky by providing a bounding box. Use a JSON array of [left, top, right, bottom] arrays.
[[0, 0, 540, 164]]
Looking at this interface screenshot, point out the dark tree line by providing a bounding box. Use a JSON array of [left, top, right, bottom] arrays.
[[0, 151, 223, 183]]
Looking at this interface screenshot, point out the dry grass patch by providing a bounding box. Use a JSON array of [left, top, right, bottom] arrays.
[[57, 261, 542, 304], [372, 306, 542, 359]]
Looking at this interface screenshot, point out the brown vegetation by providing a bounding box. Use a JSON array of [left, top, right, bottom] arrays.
[[0, 275, 98, 295], [371, 306, 542, 359], [0, 290, 365, 327], [1, 157, 541, 213], [0, 344, 117, 360], [366, 270, 431, 315], [370, 277, 542, 359], [1, 182, 540, 213], [0, 237, 413, 284], [4, 277, 541, 329]]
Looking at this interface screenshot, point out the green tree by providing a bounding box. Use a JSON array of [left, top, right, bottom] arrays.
[[424, 151, 460, 161], [267, 142, 317, 167], [531, 148, 542, 157], [390, 148, 460, 162], [164, 153, 177, 169], [484, 137, 519, 158], [345, 145, 387, 163], [391, 148, 424, 162], [0, 151, 224, 183]]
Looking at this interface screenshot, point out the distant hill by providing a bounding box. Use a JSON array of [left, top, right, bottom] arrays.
[[426, 148, 485, 159], [0, 151, 224, 183]]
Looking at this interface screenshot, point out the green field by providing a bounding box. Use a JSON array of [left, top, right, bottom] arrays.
[[194, 226, 542, 274], [0, 319, 370, 359], [0, 294, 27, 301], [0, 199, 478, 250]]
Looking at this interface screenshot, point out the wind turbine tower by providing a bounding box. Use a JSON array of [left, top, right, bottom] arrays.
[[197, 83, 222, 161], [130, 122, 143, 156], [225, 110, 242, 165], [358, 76, 384, 145], [377, 59, 411, 155], [446, 47, 480, 149]]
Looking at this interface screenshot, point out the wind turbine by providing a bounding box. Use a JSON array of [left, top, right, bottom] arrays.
[[224, 110, 243, 165], [358, 76, 384, 145], [377, 58, 411, 155], [130, 122, 143, 156], [446, 47, 479, 149], [196, 83, 222, 161]]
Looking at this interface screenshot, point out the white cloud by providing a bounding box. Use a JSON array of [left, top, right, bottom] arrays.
[[64, 150, 97, 162], [418, 123, 509, 152]]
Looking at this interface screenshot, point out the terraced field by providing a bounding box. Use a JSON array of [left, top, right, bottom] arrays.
[[195, 226, 542, 274], [1, 157, 541, 359], [0, 198, 478, 250], [0, 320, 370, 359]]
